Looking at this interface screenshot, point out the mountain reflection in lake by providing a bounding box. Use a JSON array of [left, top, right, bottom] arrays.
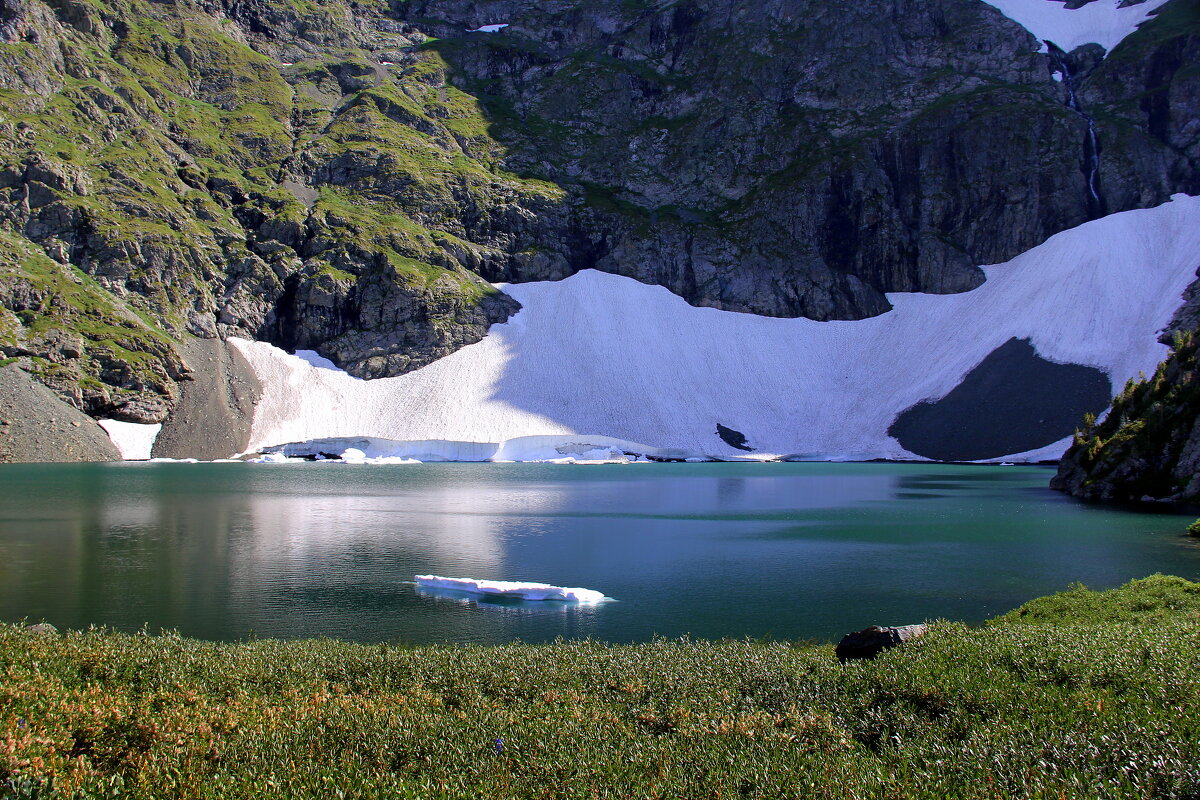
[[1, 461, 1197, 644]]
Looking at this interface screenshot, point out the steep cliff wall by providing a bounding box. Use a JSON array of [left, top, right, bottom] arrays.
[[400, 0, 1197, 319], [0, 0, 1196, 454]]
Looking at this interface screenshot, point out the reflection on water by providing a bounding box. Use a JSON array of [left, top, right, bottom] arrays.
[[0, 462, 1198, 644]]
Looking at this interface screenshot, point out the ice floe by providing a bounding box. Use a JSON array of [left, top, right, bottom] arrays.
[[98, 419, 161, 460], [231, 195, 1200, 464], [978, 0, 1170, 53], [414, 575, 609, 603]]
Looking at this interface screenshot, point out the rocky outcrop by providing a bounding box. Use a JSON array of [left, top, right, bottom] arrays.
[[1052, 328, 1200, 503], [0, 0, 534, 423], [835, 624, 928, 662]]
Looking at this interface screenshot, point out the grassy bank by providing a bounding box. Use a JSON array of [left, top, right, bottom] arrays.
[[3, 576, 1200, 799]]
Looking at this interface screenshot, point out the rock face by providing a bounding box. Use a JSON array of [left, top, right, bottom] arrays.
[[398, 0, 1199, 318], [0, 0, 1197, 457], [1052, 328, 1200, 503]]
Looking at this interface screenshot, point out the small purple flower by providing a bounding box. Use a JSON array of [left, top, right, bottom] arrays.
[[17, 719, 26, 729], [493, 737, 504, 754]]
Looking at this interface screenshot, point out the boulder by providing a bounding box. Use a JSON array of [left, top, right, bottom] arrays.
[[835, 623, 928, 662]]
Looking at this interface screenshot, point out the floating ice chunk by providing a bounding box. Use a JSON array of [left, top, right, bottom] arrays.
[[467, 23, 509, 33], [98, 419, 161, 460], [414, 575, 609, 603]]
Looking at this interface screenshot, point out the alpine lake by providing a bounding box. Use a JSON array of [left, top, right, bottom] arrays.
[[2, 460, 1199, 645]]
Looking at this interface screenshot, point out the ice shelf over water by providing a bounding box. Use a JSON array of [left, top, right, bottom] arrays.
[[414, 575, 609, 603], [255, 435, 717, 463], [978, 0, 1170, 53], [231, 196, 1200, 463]]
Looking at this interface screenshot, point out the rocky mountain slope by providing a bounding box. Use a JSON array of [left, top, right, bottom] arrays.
[[0, 0, 1197, 461], [1052, 327, 1200, 502]]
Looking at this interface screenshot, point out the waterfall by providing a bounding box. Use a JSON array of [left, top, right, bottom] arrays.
[[1047, 42, 1103, 215]]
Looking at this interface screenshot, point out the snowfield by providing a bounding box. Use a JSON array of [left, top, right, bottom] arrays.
[[230, 196, 1200, 464], [978, 0, 1171, 53], [98, 419, 161, 460]]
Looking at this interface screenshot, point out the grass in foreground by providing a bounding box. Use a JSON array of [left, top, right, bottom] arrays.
[[3, 576, 1200, 799]]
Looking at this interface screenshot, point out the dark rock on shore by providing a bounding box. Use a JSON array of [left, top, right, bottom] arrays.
[[835, 623, 929, 662]]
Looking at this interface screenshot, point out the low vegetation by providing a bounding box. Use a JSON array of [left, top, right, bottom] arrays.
[[3, 576, 1200, 798], [1056, 330, 1200, 502]]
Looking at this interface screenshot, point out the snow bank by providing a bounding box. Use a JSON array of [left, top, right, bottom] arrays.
[[466, 23, 509, 33], [232, 195, 1200, 464], [978, 0, 1170, 53], [415, 575, 609, 603], [98, 419, 161, 460], [257, 435, 715, 463]]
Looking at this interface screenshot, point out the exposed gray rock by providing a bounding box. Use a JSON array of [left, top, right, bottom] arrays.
[[151, 337, 262, 460], [396, 0, 1196, 320], [0, 363, 121, 462], [835, 623, 928, 662]]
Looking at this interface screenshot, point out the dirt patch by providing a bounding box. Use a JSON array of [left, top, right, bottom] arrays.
[[0, 364, 121, 462], [887, 338, 1112, 461], [151, 337, 262, 460]]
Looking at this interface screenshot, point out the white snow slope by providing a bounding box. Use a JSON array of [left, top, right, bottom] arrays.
[[978, 0, 1171, 53], [98, 419, 161, 460], [232, 195, 1200, 463]]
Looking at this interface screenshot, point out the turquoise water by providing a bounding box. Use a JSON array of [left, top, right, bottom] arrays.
[[1, 461, 1198, 644]]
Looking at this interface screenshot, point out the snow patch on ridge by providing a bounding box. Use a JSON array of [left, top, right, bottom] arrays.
[[978, 0, 1171, 54], [98, 419, 161, 460], [232, 195, 1200, 464]]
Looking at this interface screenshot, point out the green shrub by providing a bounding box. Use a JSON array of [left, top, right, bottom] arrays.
[[2, 578, 1200, 798]]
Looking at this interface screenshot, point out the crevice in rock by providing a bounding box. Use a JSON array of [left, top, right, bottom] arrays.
[[1047, 41, 1107, 219]]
